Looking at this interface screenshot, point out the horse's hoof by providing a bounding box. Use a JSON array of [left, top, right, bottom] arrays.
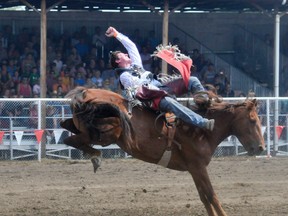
[[91, 156, 101, 173]]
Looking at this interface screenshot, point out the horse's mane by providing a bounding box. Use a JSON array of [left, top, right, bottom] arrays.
[[66, 87, 135, 150], [208, 99, 256, 113]]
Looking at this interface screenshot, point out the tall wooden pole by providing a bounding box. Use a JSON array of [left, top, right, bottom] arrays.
[[40, 0, 47, 98], [161, 0, 169, 74], [40, 0, 47, 158]]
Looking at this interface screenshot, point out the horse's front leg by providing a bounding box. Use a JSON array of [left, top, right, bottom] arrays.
[[188, 164, 227, 216], [63, 134, 102, 173]]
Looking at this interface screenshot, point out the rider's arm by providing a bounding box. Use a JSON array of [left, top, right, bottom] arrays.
[[105, 27, 143, 68], [115, 33, 143, 68]]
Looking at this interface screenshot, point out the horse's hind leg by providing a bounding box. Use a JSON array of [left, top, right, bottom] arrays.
[[63, 134, 102, 173]]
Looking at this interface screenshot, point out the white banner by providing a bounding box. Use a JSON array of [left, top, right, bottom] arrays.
[[14, 131, 24, 145], [227, 136, 231, 142], [261, 126, 266, 136], [54, 129, 63, 144]]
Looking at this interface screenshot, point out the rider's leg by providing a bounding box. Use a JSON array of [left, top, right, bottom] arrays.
[[158, 96, 214, 130], [187, 76, 206, 94]]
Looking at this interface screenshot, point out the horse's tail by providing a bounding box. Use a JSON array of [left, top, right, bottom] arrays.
[[66, 87, 135, 151]]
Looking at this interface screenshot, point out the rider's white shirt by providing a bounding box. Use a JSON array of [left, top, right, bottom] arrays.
[[116, 33, 161, 90]]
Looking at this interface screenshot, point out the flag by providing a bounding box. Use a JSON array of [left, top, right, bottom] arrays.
[[153, 45, 192, 89]]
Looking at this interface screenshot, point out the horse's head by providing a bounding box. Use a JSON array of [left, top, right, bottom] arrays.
[[231, 99, 265, 155]]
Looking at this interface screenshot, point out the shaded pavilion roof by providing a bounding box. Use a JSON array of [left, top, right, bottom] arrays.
[[0, 0, 288, 13]]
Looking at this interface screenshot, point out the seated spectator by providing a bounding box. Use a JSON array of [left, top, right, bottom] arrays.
[[238, 92, 246, 97], [29, 66, 40, 87], [29, 103, 38, 128], [20, 52, 36, 74], [66, 47, 82, 68], [32, 78, 41, 96], [223, 83, 235, 97], [46, 69, 57, 95], [85, 78, 97, 88], [86, 58, 98, 72], [91, 69, 103, 88], [215, 83, 226, 96], [47, 45, 56, 65], [215, 70, 229, 87], [108, 76, 120, 93], [53, 52, 63, 74], [17, 77, 32, 98], [46, 105, 57, 144], [56, 85, 65, 98], [11, 70, 21, 87], [7, 58, 18, 77], [52, 77, 68, 95], [101, 63, 116, 81], [74, 72, 86, 86], [62, 70, 71, 91]]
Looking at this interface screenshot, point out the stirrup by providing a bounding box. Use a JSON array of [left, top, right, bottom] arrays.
[[165, 112, 177, 127]]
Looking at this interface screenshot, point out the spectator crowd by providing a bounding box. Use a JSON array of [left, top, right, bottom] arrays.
[[0, 24, 237, 99]]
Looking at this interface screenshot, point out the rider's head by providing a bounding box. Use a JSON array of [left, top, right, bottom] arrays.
[[110, 51, 132, 69]]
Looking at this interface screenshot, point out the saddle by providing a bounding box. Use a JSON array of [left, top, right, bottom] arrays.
[[135, 84, 168, 110]]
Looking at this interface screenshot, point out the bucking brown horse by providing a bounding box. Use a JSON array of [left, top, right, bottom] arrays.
[[60, 86, 265, 216]]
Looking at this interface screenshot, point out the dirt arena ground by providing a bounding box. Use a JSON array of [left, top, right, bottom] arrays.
[[0, 156, 288, 216]]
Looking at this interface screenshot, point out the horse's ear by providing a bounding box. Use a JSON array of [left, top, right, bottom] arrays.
[[252, 99, 257, 107], [246, 99, 257, 111]]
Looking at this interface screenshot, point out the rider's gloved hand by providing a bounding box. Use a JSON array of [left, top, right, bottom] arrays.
[[105, 27, 119, 38]]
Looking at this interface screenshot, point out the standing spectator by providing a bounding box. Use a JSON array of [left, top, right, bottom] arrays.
[[0, 63, 11, 94], [7, 43, 20, 60], [92, 26, 107, 59], [130, 29, 144, 50], [0, 43, 8, 62], [140, 45, 152, 71], [202, 63, 217, 85], [75, 38, 89, 60], [0, 31, 8, 48], [144, 30, 160, 52]]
